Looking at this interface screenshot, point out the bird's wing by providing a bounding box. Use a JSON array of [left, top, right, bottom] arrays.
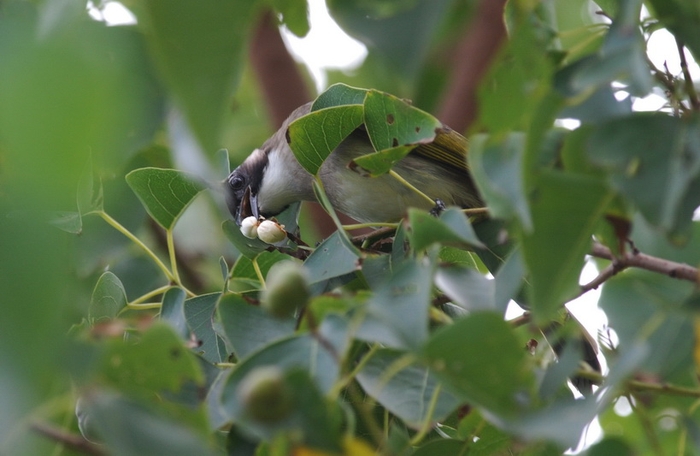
[[411, 127, 469, 172]]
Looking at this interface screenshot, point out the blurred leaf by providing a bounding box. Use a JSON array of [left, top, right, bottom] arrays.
[[98, 323, 204, 396], [356, 348, 460, 428], [423, 312, 534, 417], [585, 436, 635, 456], [408, 207, 484, 252], [80, 390, 216, 456], [184, 293, 226, 364], [646, 0, 700, 62], [468, 134, 532, 229], [160, 287, 188, 339], [90, 272, 127, 322], [304, 231, 361, 284], [77, 157, 104, 215], [555, 0, 651, 97], [126, 168, 205, 230], [521, 171, 611, 322], [434, 266, 495, 312], [327, 0, 458, 78], [599, 270, 695, 376], [587, 114, 700, 242], [412, 439, 467, 456], [231, 250, 287, 284], [363, 89, 441, 150], [478, 16, 553, 134], [137, 0, 254, 151], [218, 294, 296, 360], [493, 249, 525, 314], [312, 83, 368, 110], [47, 211, 82, 234], [287, 105, 364, 175], [271, 0, 310, 37], [364, 257, 434, 350]]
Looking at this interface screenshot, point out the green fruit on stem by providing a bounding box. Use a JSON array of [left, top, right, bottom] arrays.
[[238, 366, 293, 424], [261, 261, 310, 318]]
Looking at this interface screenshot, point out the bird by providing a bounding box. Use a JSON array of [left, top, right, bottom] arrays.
[[224, 102, 482, 225]]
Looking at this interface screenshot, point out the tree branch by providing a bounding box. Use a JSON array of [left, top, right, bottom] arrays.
[[589, 241, 699, 283], [437, 0, 508, 132], [31, 421, 104, 456], [676, 39, 700, 111]]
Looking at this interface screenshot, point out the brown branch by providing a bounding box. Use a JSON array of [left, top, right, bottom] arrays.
[[589, 241, 699, 283], [676, 39, 700, 111], [31, 421, 104, 456], [437, 0, 508, 132], [249, 9, 312, 129]]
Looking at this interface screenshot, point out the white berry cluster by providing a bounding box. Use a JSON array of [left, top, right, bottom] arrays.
[[240, 216, 287, 244]]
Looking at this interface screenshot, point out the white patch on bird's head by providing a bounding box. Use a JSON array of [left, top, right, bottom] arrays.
[[257, 147, 314, 216]]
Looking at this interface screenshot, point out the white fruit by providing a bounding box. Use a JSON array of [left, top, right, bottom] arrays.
[[257, 220, 287, 244], [240, 216, 259, 239]]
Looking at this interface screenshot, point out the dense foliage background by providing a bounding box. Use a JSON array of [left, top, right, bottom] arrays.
[[1, 0, 700, 454]]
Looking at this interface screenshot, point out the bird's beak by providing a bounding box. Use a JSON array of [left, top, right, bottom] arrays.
[[235, 186, 260, 225]]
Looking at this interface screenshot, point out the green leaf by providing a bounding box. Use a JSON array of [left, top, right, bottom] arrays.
[[599, 271, 695, 376], [160, 287, 188, 339], [327, 0, 461, 78], [47, 211, 82, 234], [222, 220, 269, 259], [423, 312, 533, 416], [356, 348, 460, 428], [90, 271, 127, 322], [467, 134, 532, 229], [184, 293, 226, 364], [77, 157, 103, 215], [80, 391, 216, 456], [408, 207, 484, 252], [363, 90, 441, 151], [478, 16, 553, 133], [270, 0, 310, 37], [311, 83, 368, 110], [521, 171, 611, 322], [412, 439, 467, 456], [218, 294, 296, 360], [98, 323, 204, 395], [126, 168, 204, 230], [351, 144, 415, 176], [303, 231, 361, 285], [587, 114, 700, 241], [138, 0, 255, 151], [287, 105, 364, 175], [362, 258, 433, 350], [434, 265, 495, 312], [647, 0, 700, 61]]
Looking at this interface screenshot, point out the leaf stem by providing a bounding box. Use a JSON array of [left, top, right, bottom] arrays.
[[93, 211, 176, 283], [409, 383, 442, 446], [166, 229, 182, 285], [389, 170, 436, 207], [343, 222, 399, 231], [126, 302, 162, 310], [677, 39, 700, 111], [130, 285, 173, 305], [252, 256, 265, 287]]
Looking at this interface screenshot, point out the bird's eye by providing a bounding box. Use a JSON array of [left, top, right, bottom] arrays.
[[229, 174, 246, 191]]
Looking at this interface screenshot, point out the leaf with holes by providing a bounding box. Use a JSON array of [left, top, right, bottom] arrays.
[[287, 105, 364, 175], [363, 90, 441, 151]]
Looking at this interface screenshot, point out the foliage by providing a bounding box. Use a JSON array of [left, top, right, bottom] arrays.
[[1, 0, 700, 455]]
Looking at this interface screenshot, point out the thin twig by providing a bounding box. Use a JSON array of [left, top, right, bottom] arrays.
[[351, 226, 397, 246], [30, 421, 104, 456], [574, 369, 700, 398], [589, 242, 699, 283], [676, 39, 700, 111]]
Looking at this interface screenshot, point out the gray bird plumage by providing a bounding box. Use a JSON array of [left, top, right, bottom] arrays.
[[225, 102, 481, 224]]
